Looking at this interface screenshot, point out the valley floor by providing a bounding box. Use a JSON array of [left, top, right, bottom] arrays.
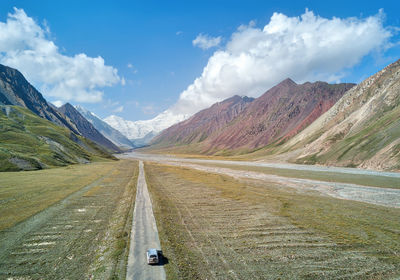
[[1, 153, 399, 279], [118, 152, 400, 279], [145, 162, 400, 279], [0, 160, 138, 279]]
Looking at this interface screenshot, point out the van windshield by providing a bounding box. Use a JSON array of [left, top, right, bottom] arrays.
[[150, 255, 157, 258]]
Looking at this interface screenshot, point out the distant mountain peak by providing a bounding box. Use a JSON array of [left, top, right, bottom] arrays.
[[59, 103, 121, 153], [152, 94, 255, 147], [225, 95, 254, 103], [63, 102, 74, 109], [74, 104, 87, 113], [104, 111, 190, 145], [75, 106, 134, 149], [279, 78, 297, 86]]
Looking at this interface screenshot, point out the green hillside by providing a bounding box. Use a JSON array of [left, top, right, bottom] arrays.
[[0, 105, 115, 171]]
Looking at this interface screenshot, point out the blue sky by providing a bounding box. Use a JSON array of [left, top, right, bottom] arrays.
[[0, 0, 399, 121]]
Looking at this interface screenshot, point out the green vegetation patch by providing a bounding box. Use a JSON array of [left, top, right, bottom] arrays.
[[0, 105, 114, 171]]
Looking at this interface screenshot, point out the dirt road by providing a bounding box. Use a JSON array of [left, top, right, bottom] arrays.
[[126, 161, 166, 280]]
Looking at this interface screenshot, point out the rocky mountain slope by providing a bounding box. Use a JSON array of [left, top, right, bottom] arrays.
[[0, 64, 79, 134], [152, 95, 254, 146], [0, 105, 114, 171], [206, 79, 355, 153], [104, 110, 189, 145], [151, 79, 354, 154], [282, 59, 400, 170], [76, 106, 134, 149], [59, 103, 121, 153]]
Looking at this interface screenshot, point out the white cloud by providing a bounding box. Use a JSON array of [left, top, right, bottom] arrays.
[[127, 63, 138, 74], [0, 8, 121, 103], [192, 33, 222, 50], [171, 9, 393, 115], [51, 100, 64, 107], [103, 99, 119, 108], [112, 105, 124, 113], [142, 105, 155, 115]]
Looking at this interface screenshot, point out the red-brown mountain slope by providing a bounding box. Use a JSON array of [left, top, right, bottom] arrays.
[[152, 95, 254, 146], [152, 78, 355, 154], [203, 79, 355, 153]]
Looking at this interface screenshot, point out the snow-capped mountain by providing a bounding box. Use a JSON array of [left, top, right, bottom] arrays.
[[75, 105, 135, 149], [103, 110, 190, 144]]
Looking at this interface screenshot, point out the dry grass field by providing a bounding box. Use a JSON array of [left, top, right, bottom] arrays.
[[0, 162, 115, 230], [0, 159, 138, 279], [145, 162, 400, 280]]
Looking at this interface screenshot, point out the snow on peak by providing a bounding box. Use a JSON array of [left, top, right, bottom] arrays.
[[74, 105, 87, 113], [103, 110, 190, 140], [74, 105, 99, 118]]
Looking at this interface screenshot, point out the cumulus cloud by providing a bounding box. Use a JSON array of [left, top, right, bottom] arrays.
[[171, 9, 393, 115], [0, 8, 121, 103], [193, 33, 222, 50]]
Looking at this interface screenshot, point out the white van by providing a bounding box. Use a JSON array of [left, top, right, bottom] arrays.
[[146, 248, 159, 264]]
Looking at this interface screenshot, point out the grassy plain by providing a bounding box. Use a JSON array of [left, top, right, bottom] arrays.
[[0, 161, 114, 230], [145, 162, 400, 279], [0, 160, 138, 279]]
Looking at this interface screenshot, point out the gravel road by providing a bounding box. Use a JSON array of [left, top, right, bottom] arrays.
[[126, 161, 166, 280]]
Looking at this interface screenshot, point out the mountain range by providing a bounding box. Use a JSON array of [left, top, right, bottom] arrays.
[[280, 59, 400, 170], [151, 95, 254, 148], [76, 105, 135, 149], [104, 110, 189, 145], [0, 64, 116, 171], [58, 103, 122, 153], [0, 64, 80, 134], [2, 58, 400, 171], [150, 59, 400, 170], [153, 79, 355, 154]]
